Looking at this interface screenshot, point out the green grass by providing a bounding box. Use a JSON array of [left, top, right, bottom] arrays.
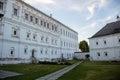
[[57, 61, 120, 80], [0, 60, 79, 80], [0, 63, 67, 80]]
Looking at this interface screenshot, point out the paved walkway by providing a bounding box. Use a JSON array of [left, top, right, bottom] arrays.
[[0, 70, 22, 79], [36, 61, 82, 80]]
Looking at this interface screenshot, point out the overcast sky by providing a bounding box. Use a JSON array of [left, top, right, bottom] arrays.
[[23, 0, 120, 43]]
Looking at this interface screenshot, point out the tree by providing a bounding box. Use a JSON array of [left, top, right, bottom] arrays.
[[79, 40, 89, 52]]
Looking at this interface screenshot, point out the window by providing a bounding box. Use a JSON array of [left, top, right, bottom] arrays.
[[96, 42, 98, 45], [52, 25, 54, 30], [24, 48, 28, 54], [47, 23, 49, 29], [30, 16, 33, 22], [104, 40, 106, 44], [97, 52, 100, 56], [10, 47, 15, 56], [45, 49, 48, 54], [41, 20, 43, 26], [41, 36, 44, 41], [25, 13, 28, 20], [55, 27, 57, 31], [12, 27, 19, 38], [0, 26, 3, 35], [46, 37, 48, 42], [119, 38, 120, 43], [44, 22, 46, 27], [13, 8, 18, 16], [33, 34, 37, 40], [27, 33, 30, 39], [35, 18, 38, 24], [104, 52, 108, 56], [0, 2, 3, 10], [40, 49, 43, 54]]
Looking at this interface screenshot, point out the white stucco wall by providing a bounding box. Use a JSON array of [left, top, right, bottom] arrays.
[[89, 33, 120, 61]]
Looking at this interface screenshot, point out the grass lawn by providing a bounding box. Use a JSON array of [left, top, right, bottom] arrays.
[[57, 61, 120, 80], [0, 63, 67, 80], [0, 60, 79, 80]]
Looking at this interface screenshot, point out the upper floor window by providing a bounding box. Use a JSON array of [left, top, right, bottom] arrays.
[[47, 23, 49, 29], [44, 22, 46, 27], [27, 32, 31, 39], [55, 27, 57, 31], [33, 34, 37, 40], [41, 20, 43, 26], [35, 18, 38, 24], [30, 16, 33, 22], [52, 25, 54, 30], [104, 40, 106, 44], [96, 42, 98, 45], [12, 27, 19, 38], [41, 36, 44, 41], [25, 13, 28, 20], [119, 38, 120, 43], [13, 8, 19, 16], [0, 2, 3, 10]]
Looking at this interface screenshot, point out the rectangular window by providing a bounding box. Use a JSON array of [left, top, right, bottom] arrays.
[[47, 23, 49, 29], [104, 52, 108, 56], [41, 20, 43, 26], [25, 13, 28, 20], [35, 18, 38, 24], [96, 42, 98, 45], [14, 8, 18, 16], [97, 52, 100, 56], [119, 39, 120, 43], [12, 28, 19, 38], [24, 48, 27, 54], [30, 16, 33, 22], [52, 25, 54, 30], [44, 22, 46, 27], [0, 2, 3, 10], [55, 27, 57, 31], [104, 40, 106, 44]]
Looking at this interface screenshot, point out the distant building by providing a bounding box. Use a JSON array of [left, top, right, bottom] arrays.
[[89, 16, 120, 61], [74, 52, 90, 60], [0, 0, 78, 64]]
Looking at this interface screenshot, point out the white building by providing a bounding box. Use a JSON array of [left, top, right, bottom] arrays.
[[89, 17, 120, 61], [0, 0, 78, 64]]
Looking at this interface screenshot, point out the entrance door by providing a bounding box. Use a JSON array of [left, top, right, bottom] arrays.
[[32, 49, 35, 58]]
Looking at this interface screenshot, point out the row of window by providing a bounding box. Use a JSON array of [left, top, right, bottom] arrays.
[[60, 29, 77, 40], [24, 12, 58, 32], [11, 27, 58, 45], [97, 52, 108, 57], [96, 39, 120, 45], [61, 41, 77, 48], [12, 5, 58, 32], [10, 47, 59, 56]]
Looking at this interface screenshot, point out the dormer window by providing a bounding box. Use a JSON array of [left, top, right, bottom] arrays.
[[0, 2, 3, 11]]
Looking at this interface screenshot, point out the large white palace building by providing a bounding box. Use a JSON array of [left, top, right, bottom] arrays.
[[0, 0, 78, 64]]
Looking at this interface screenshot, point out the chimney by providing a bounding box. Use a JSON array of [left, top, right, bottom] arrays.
[[116, 15, 120, 21]]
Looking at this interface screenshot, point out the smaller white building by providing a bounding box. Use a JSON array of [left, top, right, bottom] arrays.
[[74, 52, 90, 60], [89, 17, 120, 61]]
